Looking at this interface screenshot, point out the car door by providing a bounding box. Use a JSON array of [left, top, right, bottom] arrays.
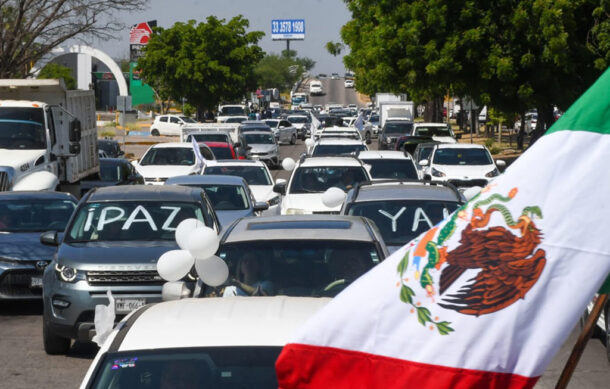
[[169, 116, 182, 136], [281, 120, 293, 142], [157, 116, 169, 134]]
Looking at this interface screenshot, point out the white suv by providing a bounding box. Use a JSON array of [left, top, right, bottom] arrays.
[[275, 156, 371, 215], [356, 150, 420, 180], [150, 114, 197, 136]]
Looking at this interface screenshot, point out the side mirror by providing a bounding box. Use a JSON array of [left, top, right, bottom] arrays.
[[273, 182, 287, 195], [455, 134, 462, 139], [131, 159, 139, 167], [253, 202, 270, 212], [423, 174, 432, 181], [69, 120, 81, 142], [419, 159, 429, 167], [275, 178, 287, 185], [40, 231, 59, 246], [496, 160, 506, 168]]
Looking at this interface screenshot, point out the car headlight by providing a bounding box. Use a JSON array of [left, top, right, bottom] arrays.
[[286, 208, 306, 215], [55, 264, 79, 282], [268, 196, 280, 206], [431, 167, 446, 177], [485, 168, 500, 178]]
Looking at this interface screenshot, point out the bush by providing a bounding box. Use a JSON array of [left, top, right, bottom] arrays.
[[484, 138, 495, 148], [183, 103, 196, 117], [490, 146, 502, 155], [99, 130, 116, 137]]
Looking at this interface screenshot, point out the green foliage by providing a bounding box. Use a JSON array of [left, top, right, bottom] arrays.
[[182, 103, 196, 117], [37, 63, 76, 89], [325, 41, 345, 56], [484, 138, 495, 148], [254, 53, 315, 91], [490, 146, 502, 155], [138, 16, 264, 111]]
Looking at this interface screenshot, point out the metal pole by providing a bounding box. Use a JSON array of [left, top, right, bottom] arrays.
[[286, 40, 291, 56], [470, 109, 474, 144], [555, 294, 608, 389]]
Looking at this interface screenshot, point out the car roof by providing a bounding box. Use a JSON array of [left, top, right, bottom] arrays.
[[298, 156, 364, 167], [436, 143, 485, 149], [205, 160, 266, 168], [0, 190, 77, 202], [222, 215, 376, 243], [240, 120, 267, 125], [244, 131, 275, 136], [287, 115, 308, 118], [414, 122, 448, 127], [350, 182, 462, 202], [166, 174, 246, 186], [315, 138, 364, 145], [356, 150, 411, 160], [149, 142, 202, 149], [86, 185, 204, 202], [114, 297, 330, 351]]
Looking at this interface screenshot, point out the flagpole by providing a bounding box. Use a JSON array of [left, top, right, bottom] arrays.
[[554, 293, 608, 389]]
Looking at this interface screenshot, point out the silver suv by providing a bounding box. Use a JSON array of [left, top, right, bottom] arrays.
[[41, 185, 220, 354]]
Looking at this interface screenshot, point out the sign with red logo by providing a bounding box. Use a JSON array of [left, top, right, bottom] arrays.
[[129, 22, 154, 45]]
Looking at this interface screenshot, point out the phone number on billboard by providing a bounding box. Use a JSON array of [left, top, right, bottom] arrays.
[[271, 19, 305, 34]]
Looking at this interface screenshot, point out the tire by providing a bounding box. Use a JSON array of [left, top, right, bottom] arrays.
[[290, 134, 296, 145], [150, 128, 160, 136], [43, 318, 71, 355]]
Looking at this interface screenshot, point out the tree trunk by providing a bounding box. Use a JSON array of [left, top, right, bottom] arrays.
[[517, 113, 526, 150], [529, 104, 556, 147], [424, 96, 444, 122]]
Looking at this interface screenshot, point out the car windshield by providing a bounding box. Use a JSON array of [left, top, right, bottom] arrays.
[[433, 148, 493, 165], [189, 134, 229, 143], [245, 134, 274, 144], [347, 200, 460, 245], [221, 106, 245, 115], [415, 126, 452, 137], [66, 201, 205, 242], [89, 347, 281, 389], [369, 114, 379, 123], [264, 120, 279, 128], [140, 147, 198, 166], [204, 166, 271, 186], [208, 146, 234, 160], [184, 184, 249, 211], [289, 166, 368, 193], [363, 159, 419, 179], [0, 199, 76, 232], [180, 116, 196, 123], [98, 141, 119, 155], [241, 126, 271, 133], [99, 162, 127, 182], [225, 117, 246, 123], [288, 117, 307, 124], [209, 240, 381, 297], [384, 122, 413, 134], [416, 146, 436, 162], [311, 144, 367, 157], [0, 107, 46, 149]]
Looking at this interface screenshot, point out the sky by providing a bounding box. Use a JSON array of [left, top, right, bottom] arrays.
[[92, 0, 352, 75]]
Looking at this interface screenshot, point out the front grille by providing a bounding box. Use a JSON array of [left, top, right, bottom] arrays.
[[0, 270, 43, 297], [448, 179, 488, 188], [0, 171, 11, 191], [87, 271, 164, 285], [145, 177, 167, 183]]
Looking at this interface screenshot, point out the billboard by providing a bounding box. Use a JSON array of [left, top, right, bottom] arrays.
[[129, 20, 157, 62], [271, 19, 305, 40]]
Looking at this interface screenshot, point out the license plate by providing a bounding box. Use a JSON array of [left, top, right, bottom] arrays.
[[30, 277, 43, 288], [115, 298, 146, 313]]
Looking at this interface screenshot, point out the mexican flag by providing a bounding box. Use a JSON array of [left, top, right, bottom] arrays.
[[276, 68, 610, 388]]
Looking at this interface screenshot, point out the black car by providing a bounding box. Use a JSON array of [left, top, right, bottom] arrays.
[[80, 158, 144, 197], [97, 139, 124, 158], [378, 120, 416, 150], [0, 191, 77, 299]]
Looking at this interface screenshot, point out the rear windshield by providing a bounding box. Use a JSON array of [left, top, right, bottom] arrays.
[[0, 199, 76, 232], [289, 166, 368, 193], [184, 184, 249, 211], [288, 117, 307, 124], [414, 126, 452, 137], [221, 106, 245, 115], [311, 144, 367, 157], [188, 134, 229, 143], [363, 159, 418, 180], [209, 146, 234, 160], [245, 134, 275, 144], [204, 166, 271, 186], [66, 201, 206, 242], [384, 122, 413, 134], [433, 148, 493, 165]]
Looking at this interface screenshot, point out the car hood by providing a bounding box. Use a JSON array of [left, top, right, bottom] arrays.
[[135, 164, 199, 178], [250, 144, 278, 154], [56, 241, 177, 270], [216, 210, 253, 229], [291, 123, 305, 129], [432, 164, 496, 179], [249, 185, 275, 202], [283, 193, 341, 214], [0, 149, 46, 172], [0, 232, 57, 262], [431, 136, 457, 143]]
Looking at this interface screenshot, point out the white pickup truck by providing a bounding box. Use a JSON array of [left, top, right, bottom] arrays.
[[0, 79, 98, 193]]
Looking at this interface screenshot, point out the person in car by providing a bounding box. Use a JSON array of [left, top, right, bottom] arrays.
[[340, 170, 356, 191], [321, 249, 370, 297], [229, 253, 274, 296]]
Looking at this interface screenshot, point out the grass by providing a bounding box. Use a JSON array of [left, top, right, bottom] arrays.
[[99, 129, 116, 138]]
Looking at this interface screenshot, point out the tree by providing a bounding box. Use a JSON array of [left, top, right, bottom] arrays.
[[137, 16, 264, 116], [254, 53, 316, 91], [326, 41, 345, 56], [37, 62, 75, 89], [0, 0, 146, 78]]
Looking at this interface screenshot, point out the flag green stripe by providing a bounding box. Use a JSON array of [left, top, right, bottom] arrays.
[[599, 274, 610, 294], [546, 67, 610, 135]]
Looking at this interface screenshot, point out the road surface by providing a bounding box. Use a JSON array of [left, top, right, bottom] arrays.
[[306, 77, 365, 108]]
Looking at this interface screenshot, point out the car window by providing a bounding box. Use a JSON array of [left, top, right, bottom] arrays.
[[180, 116, 196, 123], [221, 106, 245, 115], [415, 126, 452, 137], [170, 117, 180, 124], [384, 122, 413, 134], [204, 166, 271, 186], [140, 147, 196, 166], [347, 200, 460, 246], [311, 144, 367, 157], [189, 134, 229, 143], [99, 162, 122, 181], [0, 199, 76, 232], [211, 240, 381, 297], [66, 201, 206, 242], [417, 146, 436, 162], [363, 159, 418, 179], [289, 166, 368, 193], [245, 134, 275, 144], [184, 184, 249, 210], [159, 116, 168, 123], [433, 148, 493, 165], [264, 120, 279, 128], [209, 146, 234, 160]]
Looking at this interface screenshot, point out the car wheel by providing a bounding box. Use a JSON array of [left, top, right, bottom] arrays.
[[43, 318, 71, 355], [290, 134, 297, 145], [151, 128, 160, 136]]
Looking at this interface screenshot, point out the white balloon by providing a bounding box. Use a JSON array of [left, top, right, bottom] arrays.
[[282, 157, 296, 171], [157, 250, 195, 282], [304, 138, 315, 149], [195, 255, 229, 287], [175, 218, 205, 250], [321, 187, 347, 208], [186, 226, 220, 260]]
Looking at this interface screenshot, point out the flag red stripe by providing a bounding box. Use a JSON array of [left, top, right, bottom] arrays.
[[276, 343, 539, 389]]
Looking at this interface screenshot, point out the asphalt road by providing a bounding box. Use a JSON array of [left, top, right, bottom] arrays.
[[307, 77, 364, 108], [1, 135, 609, 388]]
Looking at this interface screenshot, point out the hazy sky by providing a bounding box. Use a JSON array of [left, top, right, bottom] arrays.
[[93, 0, 352, 74]]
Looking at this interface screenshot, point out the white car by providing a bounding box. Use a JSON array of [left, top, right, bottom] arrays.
[[286, 115, 310, 140], [344, 79, 354, 88], [420, 143, 505, 189], [202, 159, 280, 214], [150, 114, 198, 136], [412, 122, 459, 143], [310, 138, 368, 157], [356, 150, 420, 180], [133, 142, 215, 185], [264, 118, 298, 144], [216, 104, 247, 123], [275, 156, 372, 215], [309, 80, 324, 96], [242, 131, 280, 168], [79, 297, 329, 389]]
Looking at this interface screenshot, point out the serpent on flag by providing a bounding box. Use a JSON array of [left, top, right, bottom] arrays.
[[276, 69, 610, 388]]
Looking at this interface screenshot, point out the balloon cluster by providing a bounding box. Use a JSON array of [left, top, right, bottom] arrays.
[[156, 219, 229, 287]]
